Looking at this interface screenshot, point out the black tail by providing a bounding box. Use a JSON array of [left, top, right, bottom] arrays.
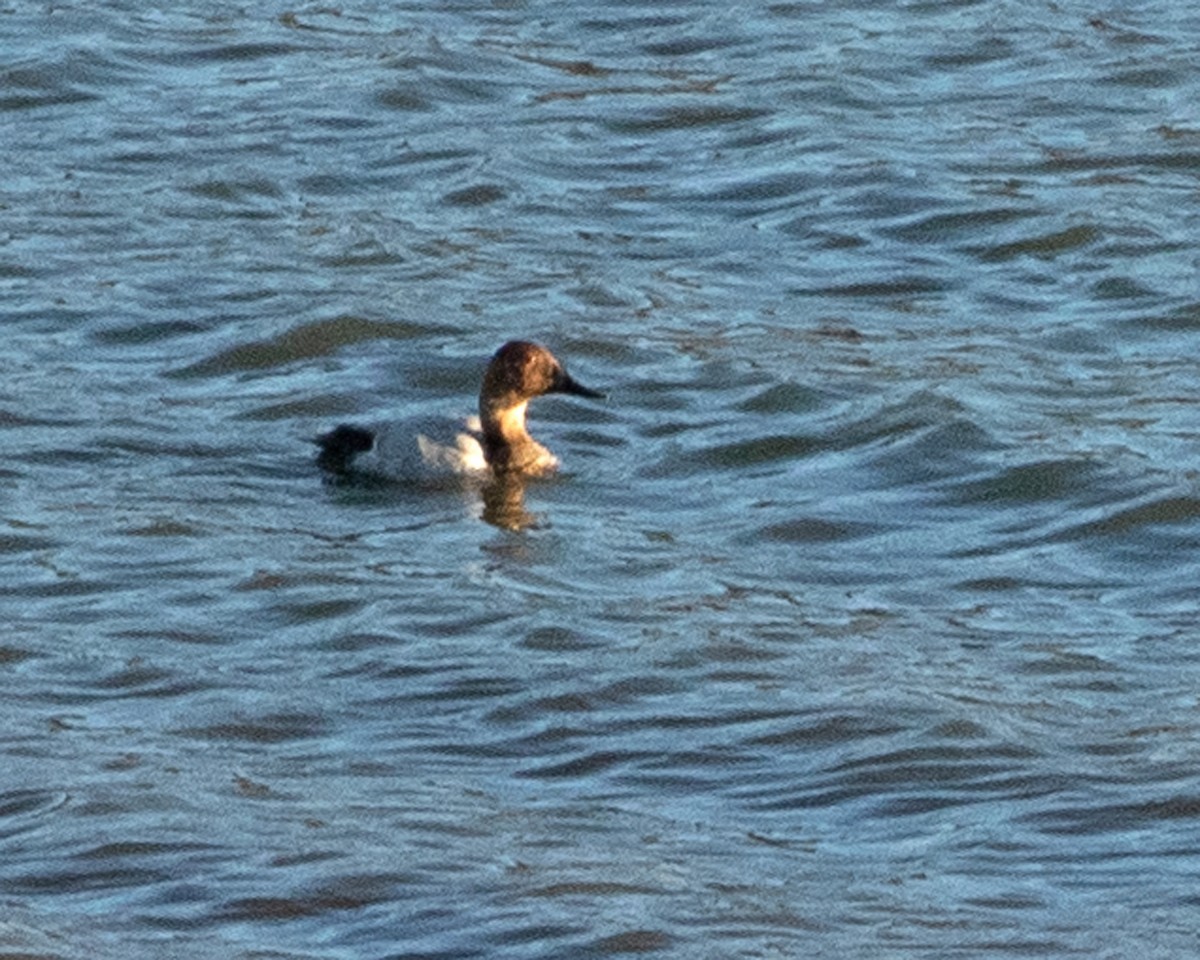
[[313, 424, 375, 473]]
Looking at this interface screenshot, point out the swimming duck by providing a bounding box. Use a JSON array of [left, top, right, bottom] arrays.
[[315, 340, 604, 480]]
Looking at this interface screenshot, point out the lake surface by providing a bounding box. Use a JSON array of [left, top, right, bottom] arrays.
[[4, 1, 1200, 956]]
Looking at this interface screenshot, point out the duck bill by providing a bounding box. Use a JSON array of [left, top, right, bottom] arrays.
[[555, 372, 606, 400]]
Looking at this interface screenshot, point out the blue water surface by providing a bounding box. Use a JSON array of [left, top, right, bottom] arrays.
[[3, 2, 1200, 956]]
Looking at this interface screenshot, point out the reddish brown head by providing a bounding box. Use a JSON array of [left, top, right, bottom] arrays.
[[479, 341, 603, 411]]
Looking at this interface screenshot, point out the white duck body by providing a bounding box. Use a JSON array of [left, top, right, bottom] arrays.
[[343, 414, 489, 481]]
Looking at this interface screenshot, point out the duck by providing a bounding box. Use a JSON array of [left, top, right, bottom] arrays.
[[315, 340, 604, 481]]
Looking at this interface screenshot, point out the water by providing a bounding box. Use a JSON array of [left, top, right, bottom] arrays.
[[3, 1, 1200, 956]]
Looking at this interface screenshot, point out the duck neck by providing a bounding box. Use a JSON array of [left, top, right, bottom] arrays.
[[480, 399, 545, 473]]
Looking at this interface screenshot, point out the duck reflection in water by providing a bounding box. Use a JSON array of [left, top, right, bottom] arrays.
[[315, 341, 604, 529]]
